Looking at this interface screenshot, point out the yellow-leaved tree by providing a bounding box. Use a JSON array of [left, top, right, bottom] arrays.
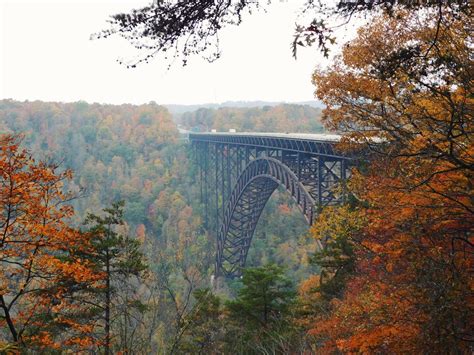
[[303, 8, 473, 353]]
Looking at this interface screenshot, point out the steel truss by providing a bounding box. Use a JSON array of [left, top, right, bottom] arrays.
[[191, 134, 350, 278]]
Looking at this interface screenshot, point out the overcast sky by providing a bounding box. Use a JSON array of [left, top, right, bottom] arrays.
[[1, 0, 337, 105]]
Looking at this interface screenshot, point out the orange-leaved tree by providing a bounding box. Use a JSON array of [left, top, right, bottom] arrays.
[[0, 134, 102, 351], [304, 8, 473, 353]]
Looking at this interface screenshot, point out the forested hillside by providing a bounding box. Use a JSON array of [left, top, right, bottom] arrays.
[[0, 99, 316, 352], [165, 100, 324, 115], [0, 100, 314, 271], [176, 104, 324, 133], [0, 100, 177, 223]]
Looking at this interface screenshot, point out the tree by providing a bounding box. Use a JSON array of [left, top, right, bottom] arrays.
[[224, 264, 298, 354], [178, 105, 324, 133], [296, 205, 365, 352], [176, 288, 224, 354], [82, 201, 148, 354], [96, 0, 470, 66], [0, 99, 212, 352], [303, 9, 473, 353], [0, 134, 100, 351], [309, 205, 362, 301]]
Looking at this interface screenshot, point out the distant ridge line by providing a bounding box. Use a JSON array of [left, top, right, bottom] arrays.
[[165, 100, 325, 114]]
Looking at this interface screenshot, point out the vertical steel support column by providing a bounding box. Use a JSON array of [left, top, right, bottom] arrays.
[[215, 143, 220, 238], [341, 159, 347, 204], [235, 146, 242, 179], [317, 156, 323, 208], [199, 144, 203, 204], [221, 144, 226, 218], [297, 152, 301, 179], [226, 144, 231, 208], [202, 142, 210, 229]]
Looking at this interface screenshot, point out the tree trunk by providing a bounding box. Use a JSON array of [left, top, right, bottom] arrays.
[[0, 295, 18, 343], [105, 249, 111, 355]]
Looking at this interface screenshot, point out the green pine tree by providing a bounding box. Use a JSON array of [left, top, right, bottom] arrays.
[[224, 264, 297, 354], [82, 201, 148, 354], [175, 288, 223, 354]]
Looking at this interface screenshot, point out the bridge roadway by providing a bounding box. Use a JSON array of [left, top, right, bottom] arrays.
[[190, 131, 349, 278], [188, 131, 343, 158]]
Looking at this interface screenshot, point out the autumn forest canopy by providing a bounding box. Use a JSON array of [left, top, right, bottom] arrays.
[[1, 0, 473, 353]]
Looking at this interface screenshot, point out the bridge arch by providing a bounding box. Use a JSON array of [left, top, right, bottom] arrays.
[[217, 157, 316, 278]]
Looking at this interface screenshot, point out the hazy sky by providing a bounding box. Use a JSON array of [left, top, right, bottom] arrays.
[[1, 0, 335, 105]]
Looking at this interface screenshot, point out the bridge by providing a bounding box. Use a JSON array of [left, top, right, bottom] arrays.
[[190, 132, 351, 278]]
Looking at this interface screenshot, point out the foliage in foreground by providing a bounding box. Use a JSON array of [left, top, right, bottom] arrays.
[[0, 135, 150, 353], [0, 135, 100, 351], [177, 265, 308, 354], [304, 8, 473, 353], [98, 0, 470, 66], [80, 202, 149, 354]]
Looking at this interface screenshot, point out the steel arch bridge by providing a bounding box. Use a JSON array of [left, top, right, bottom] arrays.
[[190, 132, 351, 278]]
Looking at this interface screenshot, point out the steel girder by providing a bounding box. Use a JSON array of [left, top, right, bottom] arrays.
[[217, 158, 315, 277], [191, 136, 350, 278], [189, 133, 340, 158]]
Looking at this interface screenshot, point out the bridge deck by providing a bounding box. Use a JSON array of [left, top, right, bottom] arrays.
[[189, 132, 343, 158]]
